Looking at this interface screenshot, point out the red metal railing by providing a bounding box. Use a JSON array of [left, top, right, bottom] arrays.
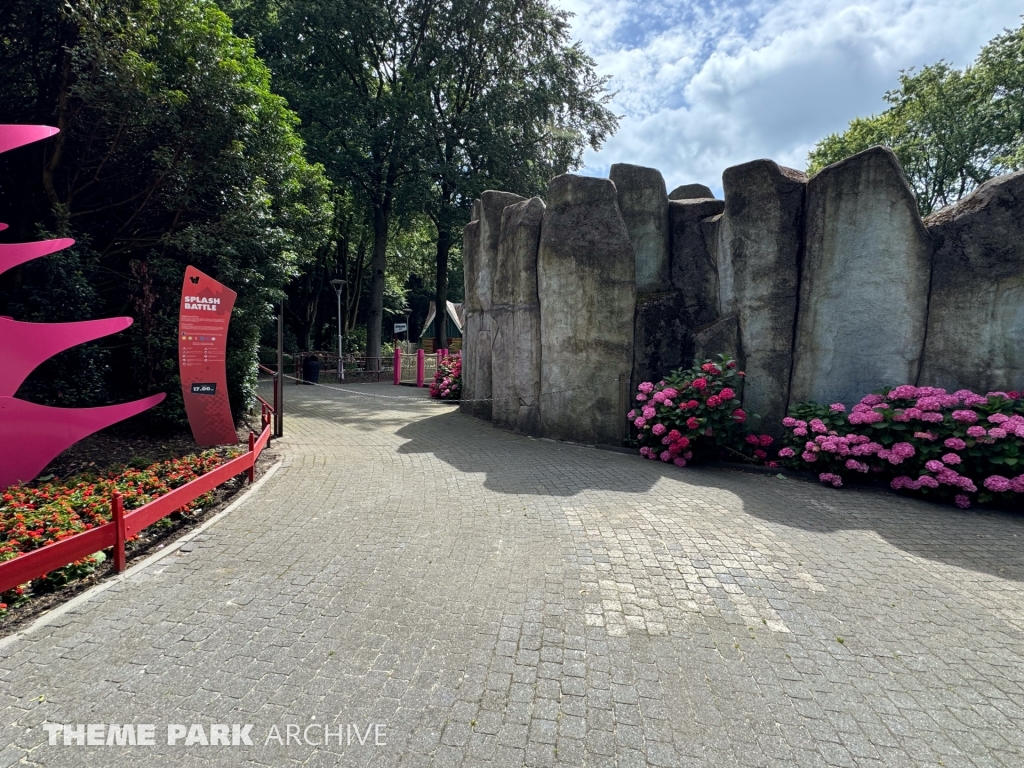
[[0, 403, 275, 595]]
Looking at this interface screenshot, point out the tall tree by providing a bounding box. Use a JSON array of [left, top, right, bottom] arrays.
[[808, 20, 1024, 215], [0, 0, 332, 424], [247, 0, 440, 368], [422, 0, 617, 349], [225, 0, 617, 356]]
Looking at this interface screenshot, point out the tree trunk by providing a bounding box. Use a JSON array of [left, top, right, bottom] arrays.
[[366, 203, 390, 370], [434, 223, 451, 352], [346, 240, 366, 333]]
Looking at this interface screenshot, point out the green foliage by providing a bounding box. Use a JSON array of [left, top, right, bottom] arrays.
[[0, 0, 332, 428], [807, 21, 1024, 215], [222, 0, 617, 357]]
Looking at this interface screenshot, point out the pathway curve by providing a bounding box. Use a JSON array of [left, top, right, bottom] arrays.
[[1, 381, 1023, 767]]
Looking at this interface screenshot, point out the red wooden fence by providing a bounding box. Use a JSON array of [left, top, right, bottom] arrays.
[[0, 405, 274, 595]]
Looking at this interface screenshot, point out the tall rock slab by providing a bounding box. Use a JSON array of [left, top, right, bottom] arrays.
[[670, 198, 725, 329], [791, 147, 932, 405], [461, 190, 525, 420], [538, 175, 635, 444], [459, 218, 482, 413], [609, 164, 670, 292], [632, 198, 724, 386], [491, 197, 545, 434], [716, 160, 805, 432], [632, 292, 690, 388], [919, 169, 1024, 392]]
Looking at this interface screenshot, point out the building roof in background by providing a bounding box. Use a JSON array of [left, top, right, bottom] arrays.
[[419, 300, 464, 338]]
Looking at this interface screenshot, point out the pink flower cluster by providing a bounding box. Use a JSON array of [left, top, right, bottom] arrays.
[[778, 382, 1024, 508], [631, 356, 761, 468], [429, 354, 463, 400]]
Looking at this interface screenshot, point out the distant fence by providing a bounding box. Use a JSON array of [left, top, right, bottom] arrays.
[[0, 399, 275, 594], [395, 349, 452, 387]]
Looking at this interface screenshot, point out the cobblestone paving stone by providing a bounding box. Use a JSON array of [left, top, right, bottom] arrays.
[[1, 381, 1024, 767]]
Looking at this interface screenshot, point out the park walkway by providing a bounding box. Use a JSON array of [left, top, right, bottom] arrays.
[[1, 381, 1023, 767]]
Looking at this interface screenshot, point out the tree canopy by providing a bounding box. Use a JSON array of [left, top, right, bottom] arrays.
[[0, 0, 332, 425], [223, 0, 617, 358], [807, 21, 1024, 216], [0, 0, 617, 434]]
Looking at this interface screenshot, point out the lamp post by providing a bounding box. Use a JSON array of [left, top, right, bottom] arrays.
[[330, 279, 346, 381]]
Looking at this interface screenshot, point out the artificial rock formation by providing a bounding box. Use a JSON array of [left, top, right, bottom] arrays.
[[791, 147, 932, 405], [631, 198, 723, 387], [919, 169, 1024, 393], [670, 199, 724, 328], [609, 164, 670, 293], [633, 292, 691, 389], [669, 183, 715, 200], [538, 174, 635, 444], [461, 190, 525, 420], [716, 160, 806, 431], [459, 147, 1024, 446], [460, 218, 482, 411], [693, 314, 740, 363], [491, 197, 545, 434]]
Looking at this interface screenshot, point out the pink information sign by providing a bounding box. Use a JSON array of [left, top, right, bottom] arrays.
[[178, 266, 238, 446]]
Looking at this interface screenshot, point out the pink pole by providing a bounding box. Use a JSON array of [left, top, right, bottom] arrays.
[[393, 348, 402, 385], [416, 349, 425, 387]]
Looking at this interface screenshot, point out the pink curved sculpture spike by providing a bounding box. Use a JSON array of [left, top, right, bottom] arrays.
[[0, 316, 134, 396], [0, 125, 59, 155], [0, 394, 166, 489], [0, 238, 76, 277], [0, 224, 8, 232]]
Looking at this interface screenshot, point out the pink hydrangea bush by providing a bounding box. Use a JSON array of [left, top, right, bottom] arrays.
[[777, 385, 1024, 508], [630, 355, 774, 467], [429, 353, 462, 400]]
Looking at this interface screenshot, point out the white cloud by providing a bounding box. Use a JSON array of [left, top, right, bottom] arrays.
[[558, 0, 1024, 195]]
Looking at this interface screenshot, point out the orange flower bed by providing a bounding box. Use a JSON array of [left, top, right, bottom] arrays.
[[1, 450, 239, 614]]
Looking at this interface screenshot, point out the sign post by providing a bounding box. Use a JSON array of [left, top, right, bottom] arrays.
[[178, 266, 238, 446]]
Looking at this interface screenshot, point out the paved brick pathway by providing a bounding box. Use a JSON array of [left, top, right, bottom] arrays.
[[1, 381, 1023, 767]]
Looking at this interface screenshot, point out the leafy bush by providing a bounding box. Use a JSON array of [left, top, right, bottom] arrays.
[[429, 353, 462, 401], [629, 355, 774, 465], [777, 386, 1024, 508]]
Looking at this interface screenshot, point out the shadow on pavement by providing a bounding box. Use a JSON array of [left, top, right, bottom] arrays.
[[395, 409, 1024, 581]]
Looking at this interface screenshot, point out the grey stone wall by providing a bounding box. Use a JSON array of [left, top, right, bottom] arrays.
[[610, 163, 670, 293], [458, 147, 1023, 444], [491, 197, 545, 434], [791, 147, 932, 405], [461, 190, 524, 420], [459, 217, 482, 411], [919, 169, 1024, 393], [716, 160, 805, 431], [538, 174, 635, 444]]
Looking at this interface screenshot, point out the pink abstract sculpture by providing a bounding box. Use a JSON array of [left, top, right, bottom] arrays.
[[0, 316, 133, 396], [0, 125, 58, 155], [0, 238, 77, 276], [0, 125, 165, 490]]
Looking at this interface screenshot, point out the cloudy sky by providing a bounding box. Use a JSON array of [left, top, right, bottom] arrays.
[[557, 0, 1023, 195]]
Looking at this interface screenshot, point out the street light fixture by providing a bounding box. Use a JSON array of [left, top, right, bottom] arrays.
[[330, 279, 346, 381]]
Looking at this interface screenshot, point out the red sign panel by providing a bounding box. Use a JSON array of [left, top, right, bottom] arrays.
[[178, 266, 237, 446]]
